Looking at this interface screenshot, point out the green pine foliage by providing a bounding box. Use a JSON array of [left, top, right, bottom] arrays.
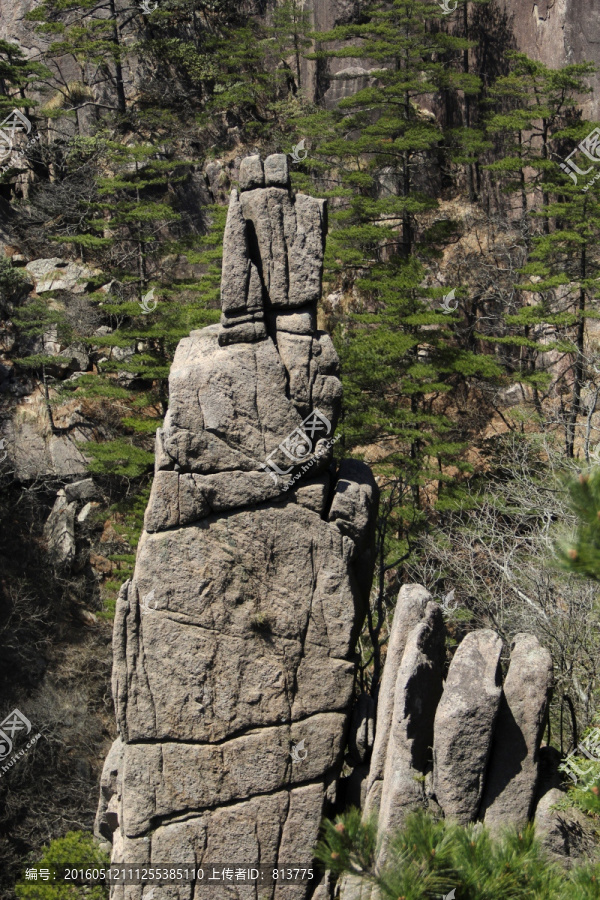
[[482, 53, 600, 453], [15, 831, 109, 899], [294, 0, 505, 598], [0, 39, 49, 118], [557, 471, 600, 582], [316, 809, 599, 900]]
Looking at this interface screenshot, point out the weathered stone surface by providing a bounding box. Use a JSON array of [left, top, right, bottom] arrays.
[[363, 584, 432, 817], [289, 194, 327, 308], [238, 187, 326, 311], [220, 189, 254, 315], [264, 152, 289, 187], [271, 308, 316, 334], [64, 477, 99, 502], [4, 420, 88, 480], [98, 158, 378, 899], [218, 318, 267, 345], [238, 153, 264, 191], [295, 473, 330, 515], [155, 324, 341, 483], [25, 257, 100, 293], [433, 630, 503, 823], [58, 341, 90, 371], [481, 633, 553, 828], [43, 490, 77, 568], [115, 501, 371, 744], [535, 787, 598, 865], [120, 713, 345, 837], [377, 602, 445, 838], [95, 737, 123, 842]]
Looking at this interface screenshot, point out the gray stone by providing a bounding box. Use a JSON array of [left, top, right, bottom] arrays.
[[25, 257, 100, 294], [43, 490, 77, 568], [58, 341, 89, 371], [219, 189, 252, 315], [238, 154, 264, 191], [433, 630, 503, 824], [264, 152, 289, 187], [95, 738, 123, 842], [481, 633, 553, 828], [535, 788, 598, 865], [42, 325, 60, 355], [289, 193, 327, 307], [377, 602, 445, 839], [64, 478, 99, 502], [159, 325, 341, 478], [239, 187, 327, 310], [114, 501, 373, 744], [364, 584, 432, 817], [329, 459, 379, 553], [218, 319, 266, 345], [119, 713, 345, 837], [272, 308, 316, 334], [99, 162, 378, 899], [295, 473, 330, 515]]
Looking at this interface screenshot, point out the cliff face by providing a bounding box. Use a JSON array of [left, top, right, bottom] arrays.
[[4, 1, 600, 116], [498, 0, 600, 117]]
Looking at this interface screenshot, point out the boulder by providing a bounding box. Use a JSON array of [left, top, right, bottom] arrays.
[[376, 602, 445, 839], [264, 152, 289, 187], [25, 257, 100, 294], [65, 478, 99, 502], [58, 341, 89, 372], [433, 629, 503, 824], [238, 154, 264, 191], [43, 490, 77, 568], [363, 584, 432, 817], [535, 787, 598, 865], [481, 633, 553, 828]]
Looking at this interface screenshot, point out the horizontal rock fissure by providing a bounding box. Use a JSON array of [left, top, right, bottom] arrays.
[[122, 711, 351, 749], [138, 773, 342, 836]]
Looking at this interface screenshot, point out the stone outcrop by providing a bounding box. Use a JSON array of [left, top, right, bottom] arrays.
[[43, 489, 77, 569], [346, 587, 555, 865], [96, 154, 378, 899], [480, 633, 553, 829], [363, 584, 434, 819], [433, 630, 504, 824], [376, 600, 445, 840]]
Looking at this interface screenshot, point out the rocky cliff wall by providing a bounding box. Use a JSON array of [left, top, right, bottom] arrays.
[[3, 1, 600, 116]]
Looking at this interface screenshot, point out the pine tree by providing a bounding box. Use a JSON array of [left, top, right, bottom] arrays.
[[316, 809, 592, 900], [557, 471, 600, 583], [0, 40, 49, 118], [26, 0, 133, 117], [293, 0, 504, 692], [481, 54, 598, 446], [51, 135, 221, 475]]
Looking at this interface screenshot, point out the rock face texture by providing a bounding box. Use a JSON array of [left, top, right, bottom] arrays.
[[480, 634, 553, 829], [347, 585, 554, 862], [432, 630, 504, 825], [376, 601, 445, 839], [363, 584, 435, 819], [96, 154, 378, 899]]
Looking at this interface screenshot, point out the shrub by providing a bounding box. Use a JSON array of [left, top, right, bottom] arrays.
[[316, 809, 600, 900], [15, 831, 109, 900]]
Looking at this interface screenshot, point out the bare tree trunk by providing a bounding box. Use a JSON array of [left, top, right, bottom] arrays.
[[108, 0, 127, 114]]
